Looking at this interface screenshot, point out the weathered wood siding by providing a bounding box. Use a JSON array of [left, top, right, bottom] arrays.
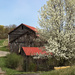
[[9, 24, 35, 43], [9, 25, 36, 53], [9, 24, 44, 53]]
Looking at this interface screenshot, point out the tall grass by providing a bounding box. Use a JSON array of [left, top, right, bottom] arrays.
[[41, 66, 75, 75]]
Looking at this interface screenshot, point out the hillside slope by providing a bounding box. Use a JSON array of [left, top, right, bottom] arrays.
[[0, 39, 9, 51]]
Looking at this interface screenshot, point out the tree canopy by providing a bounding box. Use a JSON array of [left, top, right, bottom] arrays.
[[0, 24, 16, 39], [38, 0, 75, 59]]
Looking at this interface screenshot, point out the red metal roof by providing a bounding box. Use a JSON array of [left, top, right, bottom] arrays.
[[23, 24, 38, 32], [22, 47, 52, 56]]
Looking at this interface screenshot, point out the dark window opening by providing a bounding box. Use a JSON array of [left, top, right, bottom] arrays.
[[22, 26, 23, 29]]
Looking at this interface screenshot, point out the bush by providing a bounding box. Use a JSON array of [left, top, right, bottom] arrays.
[[5, 53, 23, 69]]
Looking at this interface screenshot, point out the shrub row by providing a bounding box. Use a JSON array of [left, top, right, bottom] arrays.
[[5, 53, 75, 72]]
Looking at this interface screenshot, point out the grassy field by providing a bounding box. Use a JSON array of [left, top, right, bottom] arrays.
[[0, 39, 9, 51], [40, 66, 75, 75]]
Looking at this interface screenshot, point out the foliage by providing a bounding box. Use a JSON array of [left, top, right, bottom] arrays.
[[5, 53, 23, 69], [0, 24, 16, 39], [38, 0, 75, 60], [0, 57, 35, 75]]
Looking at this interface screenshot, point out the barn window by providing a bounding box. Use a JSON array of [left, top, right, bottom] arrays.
[[22, 26, 23, 29]]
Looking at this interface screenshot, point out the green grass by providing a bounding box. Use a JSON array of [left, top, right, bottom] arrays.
[[41, 66, 75, 75], [0, 46, 9, 51], [0, 57, 5, 67], [0, 39, 9, 51], [0, 39, 5, 46]]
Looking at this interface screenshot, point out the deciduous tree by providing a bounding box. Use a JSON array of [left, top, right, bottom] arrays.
[[38, 0, 75, 59]]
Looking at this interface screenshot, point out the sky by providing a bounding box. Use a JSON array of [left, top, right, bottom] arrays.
[[0, 0, 48, 27]]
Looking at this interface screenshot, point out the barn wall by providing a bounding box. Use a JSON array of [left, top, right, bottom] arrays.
[[9, 24, 45, 53], [10, 31, 36, 53], [9, 24, 35, 43]]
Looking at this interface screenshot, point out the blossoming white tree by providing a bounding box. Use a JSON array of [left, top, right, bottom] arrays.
[[38, 0, 75, 59]]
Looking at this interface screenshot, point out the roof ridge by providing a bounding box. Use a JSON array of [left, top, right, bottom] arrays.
[[22, 23, 37, 32], [8, 23, 37, 34]]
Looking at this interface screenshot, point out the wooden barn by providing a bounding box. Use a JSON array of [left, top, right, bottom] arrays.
[[8, 23, 44, 54], [8, 23, 52, 71]]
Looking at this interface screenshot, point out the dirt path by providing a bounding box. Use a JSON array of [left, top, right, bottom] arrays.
[[0, 51, 10, 75], [0, 51, 10, 57]]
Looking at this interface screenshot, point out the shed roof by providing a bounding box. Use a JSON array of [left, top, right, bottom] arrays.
[[22, 47, 52, 56]]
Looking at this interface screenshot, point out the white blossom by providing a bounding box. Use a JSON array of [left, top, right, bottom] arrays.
[[38, 0, 75, 59]]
